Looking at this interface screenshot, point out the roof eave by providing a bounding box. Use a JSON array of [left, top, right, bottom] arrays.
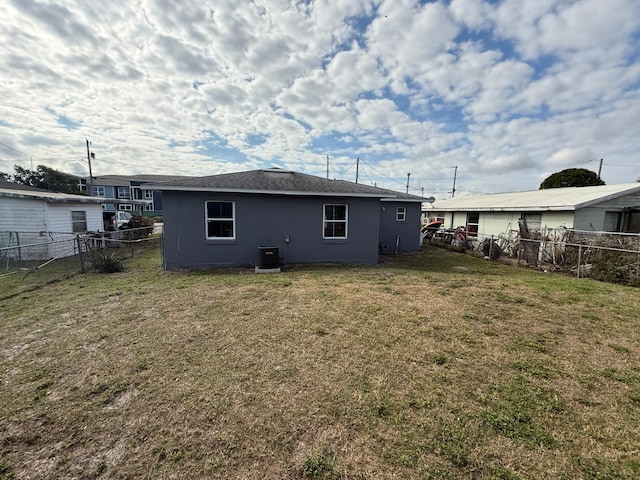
[[381, 197, 424, 203], [429, 206, 577, 212], [0, 191, 106, 204]]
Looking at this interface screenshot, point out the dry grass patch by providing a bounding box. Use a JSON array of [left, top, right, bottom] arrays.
[[1, 244, 639, 479]]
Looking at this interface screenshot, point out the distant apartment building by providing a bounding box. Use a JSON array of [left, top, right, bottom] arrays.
[[80, 175, 192, 216]]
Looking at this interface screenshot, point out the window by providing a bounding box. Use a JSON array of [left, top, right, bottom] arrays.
[[422, 211, 445, 225], [206, 201, 235, 238], [117, 186, 131, 199], [466, 212, 479, 237], [119, 204, 133, 211], [144, 190, 154, 199], [71, 211, 87, 233], [323, 204, 347, 238], [522, 212, 542, 231], [604, 211, 621, 232], [93, 186, 105, 196], [396, 207, 406, 222]]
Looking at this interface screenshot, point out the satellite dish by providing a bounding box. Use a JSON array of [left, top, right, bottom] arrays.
[[425, 196, 436, 204]]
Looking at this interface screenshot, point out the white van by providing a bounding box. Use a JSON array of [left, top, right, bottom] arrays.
[[103, 211, 132, 231]]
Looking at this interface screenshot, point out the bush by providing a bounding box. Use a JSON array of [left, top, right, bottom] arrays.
[[91, 250, 124, 273], [481, 238, 502, 259], [590, 249, 639, 286], [119, 215, 154, 240]]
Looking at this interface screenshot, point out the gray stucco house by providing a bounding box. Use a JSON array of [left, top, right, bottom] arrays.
[[149, 168, 424, 269]]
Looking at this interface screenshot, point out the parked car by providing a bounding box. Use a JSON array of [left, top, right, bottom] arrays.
[[103, 211, 132, 231]]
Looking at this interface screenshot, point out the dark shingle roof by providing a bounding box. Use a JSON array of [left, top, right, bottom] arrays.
[[86, 174, 194, 187], [0, 179, 105, 204], [148, 168, 424, 201], [0, 179, 47, 192]]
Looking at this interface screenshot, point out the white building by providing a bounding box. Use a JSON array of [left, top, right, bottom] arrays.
[[423, 183, 640, 239], [0, 180, 104, 259]]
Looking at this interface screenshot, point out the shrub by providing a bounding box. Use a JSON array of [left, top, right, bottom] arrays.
[[119, 215, 154, 240], [91, 250, 124, 273], [481, 238, 502, 259]]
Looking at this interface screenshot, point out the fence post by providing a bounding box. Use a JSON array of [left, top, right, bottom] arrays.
[[577, 245, 582, 278], [16, 232, 22, 262], [77, 236, 85, 273], [489, 235, 494, 260]]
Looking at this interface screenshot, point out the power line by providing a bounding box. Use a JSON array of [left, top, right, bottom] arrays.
[[358, 163, 375, 186], [0, 141, 53, 160], [0, 142, 89, 162], [358, 159, 407, 187], [604, 163, 637, 168]]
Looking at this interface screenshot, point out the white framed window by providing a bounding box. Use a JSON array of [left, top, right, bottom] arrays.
[[323, 204, 347, 239], [396, 207, 406, 222], [119, 204, 133, 211], [206, 201, 235, 239], [144, 190, 154, 199], [93, 186, 105, 196], [117, 186, 131, 199], [71, 211, 87, 233], [143, 204, 153, 211]]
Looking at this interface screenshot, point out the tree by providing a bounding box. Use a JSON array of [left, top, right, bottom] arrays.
[[1, 164, 83, 194], [539, 168, 605, 189]]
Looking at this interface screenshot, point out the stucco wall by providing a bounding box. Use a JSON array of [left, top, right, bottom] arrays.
[[162, 191, 383, 269], [379, 201, 421, 253]]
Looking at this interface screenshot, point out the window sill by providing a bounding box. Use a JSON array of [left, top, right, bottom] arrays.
[[205, 238, 236, 245], [322, 238, 349, 244]]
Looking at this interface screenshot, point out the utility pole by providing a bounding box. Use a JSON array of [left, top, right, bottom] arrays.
[[451, 165, 458, 198], [86, 139, 94, 196], [421, 187, 424, 197], [355, 157, 359, 183], [326, 155, 329, 179], [598, 158, 603, 177], [406, 173, 411, 194]]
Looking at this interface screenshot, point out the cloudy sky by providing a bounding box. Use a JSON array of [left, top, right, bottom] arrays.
[[1, 0, 639, 198]]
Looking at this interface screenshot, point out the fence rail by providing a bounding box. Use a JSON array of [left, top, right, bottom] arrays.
[[433, 226, 640, 285]]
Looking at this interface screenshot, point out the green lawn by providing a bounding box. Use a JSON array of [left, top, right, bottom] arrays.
[[1, 244, 639, 479]]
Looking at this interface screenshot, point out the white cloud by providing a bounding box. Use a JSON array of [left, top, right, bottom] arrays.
[[495, 0, 640, 61], [0, 0, 639, 196], [449, 0, 495, 31], [545, 147, 594, 168]]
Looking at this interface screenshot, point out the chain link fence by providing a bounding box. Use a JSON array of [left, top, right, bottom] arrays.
[[431, 225, 640, 285], [0, 229, 160, 299]]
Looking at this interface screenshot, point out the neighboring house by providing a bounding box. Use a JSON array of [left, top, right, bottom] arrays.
[[0, 179, 104, 259], [79, 174, 192, 216], [423, 183, 640, 240], [148, 168, 424, 269]]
